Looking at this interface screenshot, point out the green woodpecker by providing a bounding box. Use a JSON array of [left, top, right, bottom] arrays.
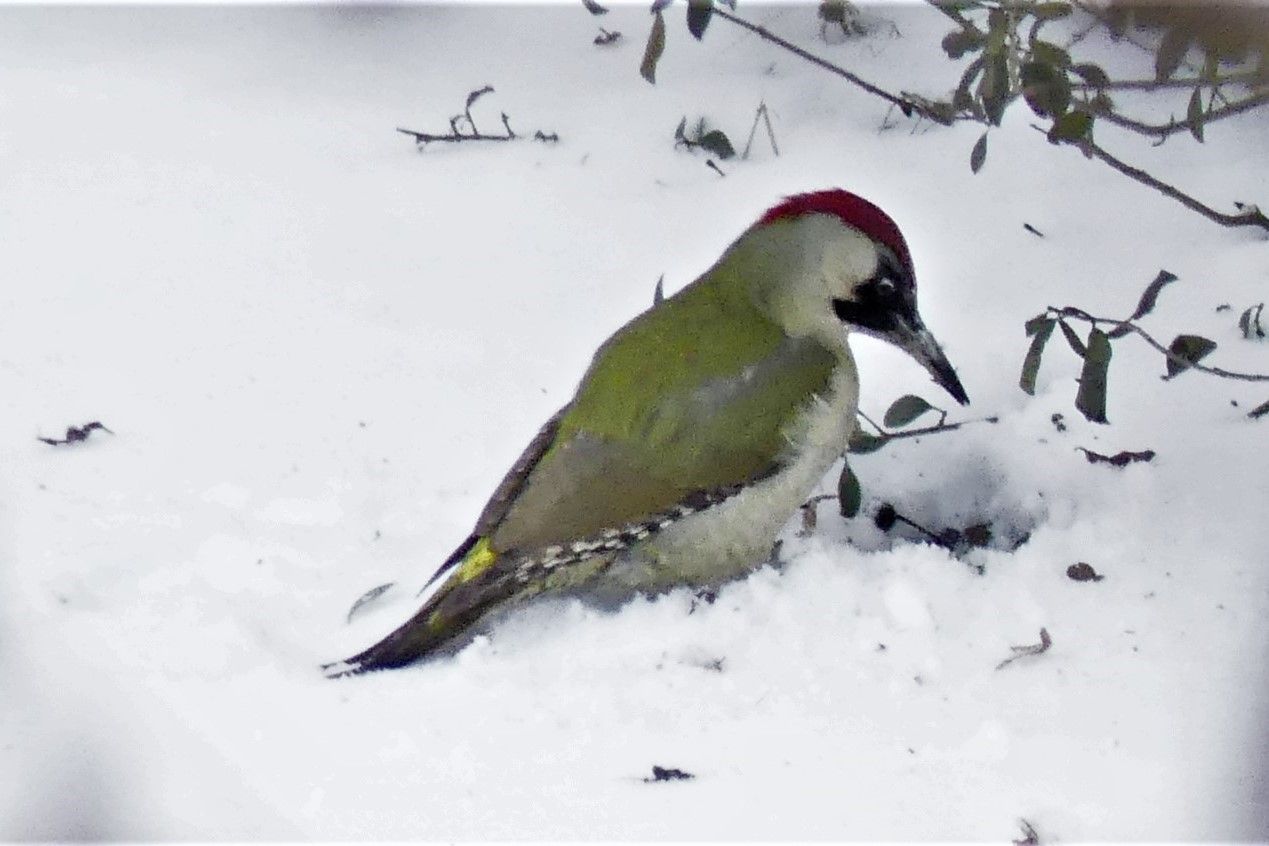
[[325, 189, 968, 676]]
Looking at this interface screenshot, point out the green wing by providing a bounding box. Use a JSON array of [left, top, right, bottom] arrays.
[[488, 275, 838, 554]]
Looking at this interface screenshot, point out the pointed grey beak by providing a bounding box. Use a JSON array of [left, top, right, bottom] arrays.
[[898, 319, 969, 406]]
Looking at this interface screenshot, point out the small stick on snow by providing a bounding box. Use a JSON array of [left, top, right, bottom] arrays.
[[996, 628, 1052, 671]]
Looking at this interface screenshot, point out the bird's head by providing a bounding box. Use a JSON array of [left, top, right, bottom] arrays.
[[738, 188, 969, 406]]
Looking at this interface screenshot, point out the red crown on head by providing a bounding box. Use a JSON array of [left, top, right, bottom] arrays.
[[758, 189, 912, 275]]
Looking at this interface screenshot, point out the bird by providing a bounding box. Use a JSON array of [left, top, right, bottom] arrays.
[[324, 188, 968, 676]]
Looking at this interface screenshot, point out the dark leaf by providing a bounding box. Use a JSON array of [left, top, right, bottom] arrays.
[[838, 460, 862, 518], [593, 28, 622, 45], [465, 85, 494, 112], [1066, 562, 1104, 581], [1030, 40, 1071, 68], [1047, 109, 1093, 143], [1072, 62, 1110, 88], [1186, 87, 1204, 142], [650, 0, 674, 11], [1109, 269, 1178, 338], [1075, 328, 1112, 423], [942, 27, 986, 59], [698, 129, 735, 160], [686, 0, 712, 40], [640, 10, 667, 84], [818, 0, 847, 25], [645, 765, 695, 782], [1058, 319, 1087, 357], [581, 0, 609, 14], [1077, 447, 1156, 466], [847, 429, 887, 454], [954, 57, 985, 112], [1248, 398, 1269, 420], [674, 116, 687, 141], [653, 274, 665, 305], [1165, 334, 1216, 378], [1155, 25, 1191, 82], [884, 394, 937, 428], [962, 522, 993, 548], [970, 131, 988, 174], [1031, 2, 1072, 21], [1019, 317, 1056, 395], [37, 420, 114, 446], [873, 503, 897, 531], [1021, 60, 1071, 118]]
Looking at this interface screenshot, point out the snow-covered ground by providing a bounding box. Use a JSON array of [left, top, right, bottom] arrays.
[[2, 3, 1266, 840]]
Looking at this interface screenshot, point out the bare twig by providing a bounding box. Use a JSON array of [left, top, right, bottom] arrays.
[[1048, 306, 1269, 382], [398, 87, 557, 148], [996, 627, 1052, 670], [1033, 126, 1269, 232], [713, 7, 949, 124], [742, 101, 780, 160]]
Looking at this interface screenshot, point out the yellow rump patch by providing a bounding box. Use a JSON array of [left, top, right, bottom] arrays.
[[456, 537, 498, 583]]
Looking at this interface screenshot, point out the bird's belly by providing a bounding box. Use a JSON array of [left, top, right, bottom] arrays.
[[597, 365, 858, 597]]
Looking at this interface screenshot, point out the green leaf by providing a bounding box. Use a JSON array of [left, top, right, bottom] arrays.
[[1155, 25, 1191, 82], [942, 27, 985, 59], [1109, 269, 1178, 338], [1021, 60, 1071, 118], [837, 459, 862, 518], [884, 394, 937, 428], [1186, 87, 1205, 142], [1030, 40, 1071, 68], [1025, 313, 1052, 336], [698, 129, 735, 160], [1165, 334, 1216, 378], [1058, 319, 1087, 357], [978, 53, 1012, 126], [1031, 2, 1072, 21], [1075, 328, 1112, 423], [640, 10, 667, 85], [686, 0, 712, 40], [1072, 62, 1110, 88], [847, 429, 887, 454], [1020, 317, 1056, 395], [581, 0, 609, 15], [986, 7, 1008, 53], [970, 131, 988, 174], [1047, 109, 1093, 143]]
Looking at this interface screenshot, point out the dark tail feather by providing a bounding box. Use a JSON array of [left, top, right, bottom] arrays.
[[322, 604, 449, 678], [322, 568, 517, 678]]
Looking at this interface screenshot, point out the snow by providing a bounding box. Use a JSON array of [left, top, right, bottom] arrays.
[[2, 3, 1267, 840]]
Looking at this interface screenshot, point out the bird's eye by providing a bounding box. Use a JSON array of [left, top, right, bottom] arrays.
[[875, 277, 897, 296]]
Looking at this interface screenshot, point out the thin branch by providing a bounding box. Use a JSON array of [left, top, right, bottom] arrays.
[[1074, 71, 1265, 91], [397, 126, 517, 145], [712, 7, 950, 124], [875, 415, 999, 443], [1092, 90, 1269, 140], [1048, 306, 1269, 382], [1032, 126, 1269, 232]]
